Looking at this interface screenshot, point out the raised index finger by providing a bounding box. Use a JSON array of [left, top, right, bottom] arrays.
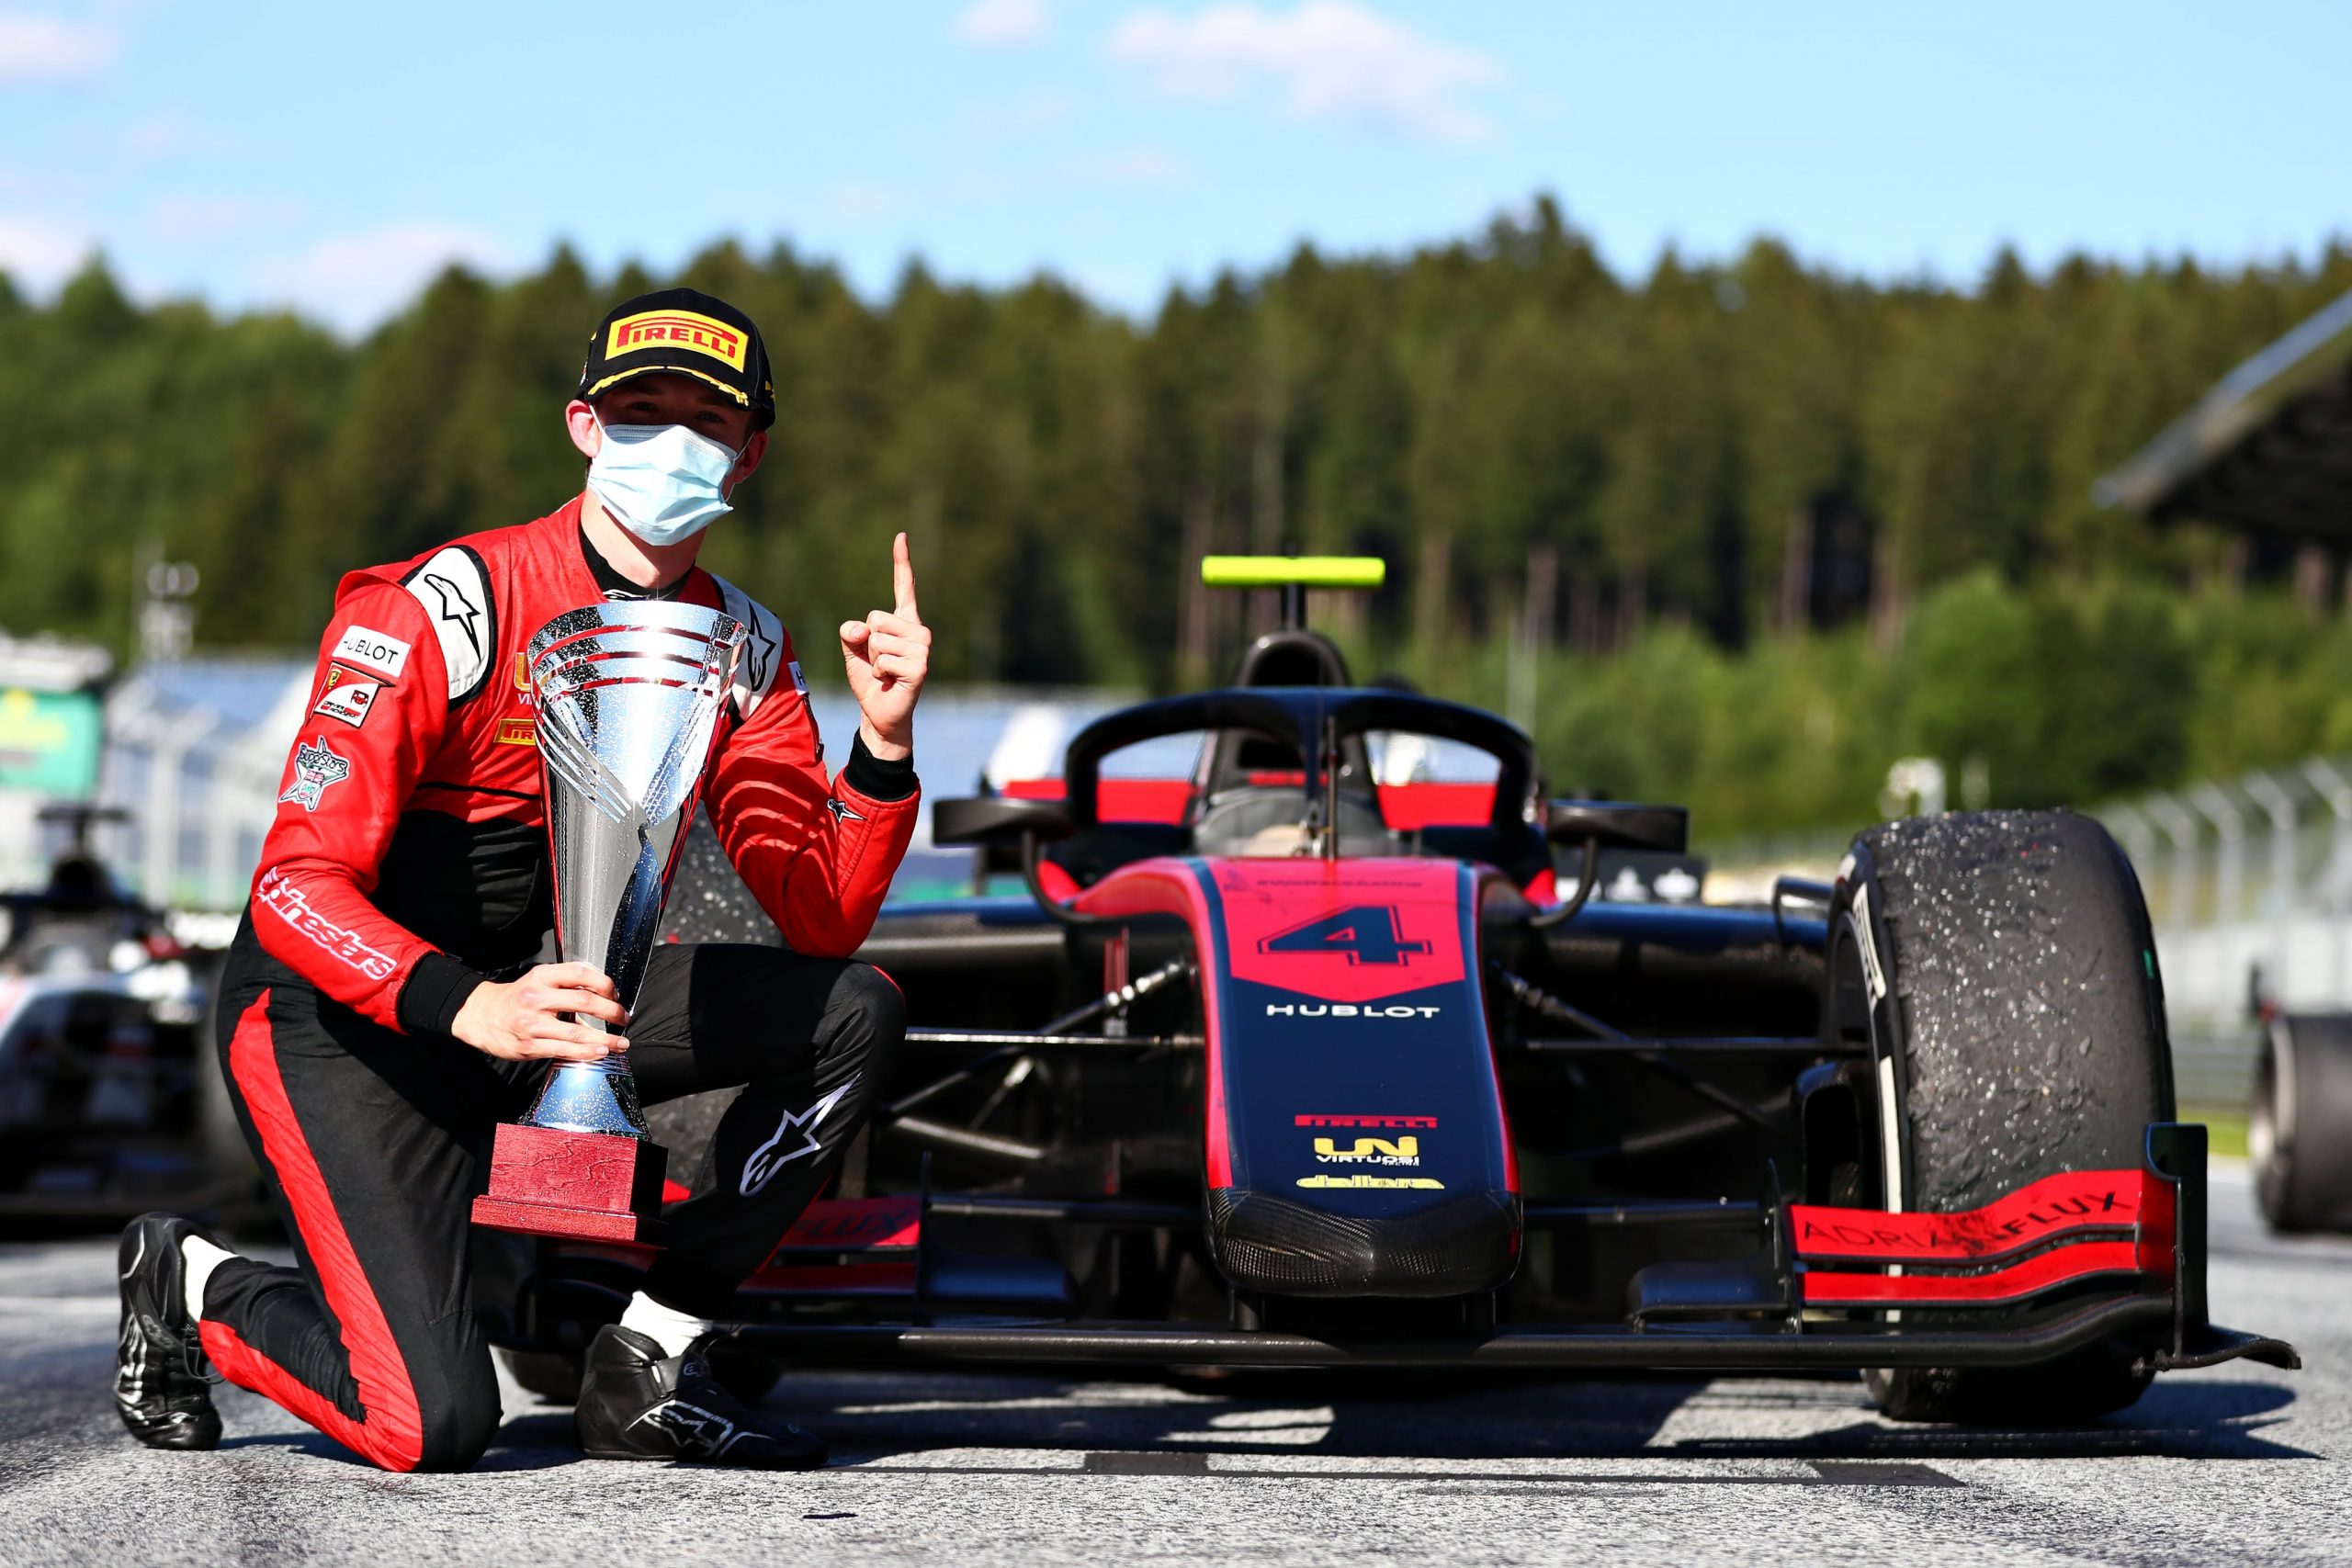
[[892, 532, 920, 623]]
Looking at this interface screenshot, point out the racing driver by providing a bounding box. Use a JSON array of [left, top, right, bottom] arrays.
[[113, 288, 931, 1472]]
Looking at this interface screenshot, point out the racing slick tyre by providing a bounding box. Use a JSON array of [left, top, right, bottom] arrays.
[[2250, 1013, 2352, 1234], [1828, 810, 2173, 1426]]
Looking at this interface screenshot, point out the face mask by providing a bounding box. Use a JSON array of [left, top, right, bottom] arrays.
[[585, 420, 741, 547]]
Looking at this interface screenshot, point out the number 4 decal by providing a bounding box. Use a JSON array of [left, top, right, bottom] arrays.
[[1259, 905, 1431, 966]]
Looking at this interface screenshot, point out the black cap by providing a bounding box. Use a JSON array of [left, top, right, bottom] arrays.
[[575, 287, 775, 429]]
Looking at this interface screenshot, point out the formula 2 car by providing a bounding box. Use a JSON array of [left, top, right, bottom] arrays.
[[2249, 1010, 2352, 1233], [483, 556, 2296, 1425], [0, 807, 246, 1224]]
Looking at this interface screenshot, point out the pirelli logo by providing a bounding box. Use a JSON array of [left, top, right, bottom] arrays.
[[606, 309, 746, 370], [495, 716, 536, 747]]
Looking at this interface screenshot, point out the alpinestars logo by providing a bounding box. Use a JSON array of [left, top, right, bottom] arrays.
[[825, 797, 865, 822], [630, 1400, 756, 1459], [256, 870, 397, 980], [741, 622, 777, 693], [421, 571, 483, 659], [740, 1077, 858, 1196]]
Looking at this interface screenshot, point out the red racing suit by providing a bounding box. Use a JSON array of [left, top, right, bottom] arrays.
[[196, 496, 920, 1472], [240, 495, 918, 1031]]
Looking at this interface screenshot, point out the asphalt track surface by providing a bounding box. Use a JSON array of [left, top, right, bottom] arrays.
[[0, 1168, 2343, 1567]]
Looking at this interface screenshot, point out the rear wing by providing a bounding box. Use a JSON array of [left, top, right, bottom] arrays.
[[1202, 555, 1385, 628]]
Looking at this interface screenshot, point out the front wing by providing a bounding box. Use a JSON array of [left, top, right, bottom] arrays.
[[711, 1123, 2296, 1377]]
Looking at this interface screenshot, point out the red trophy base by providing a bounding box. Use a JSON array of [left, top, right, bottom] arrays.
[[470, 1122, 671, 1246]]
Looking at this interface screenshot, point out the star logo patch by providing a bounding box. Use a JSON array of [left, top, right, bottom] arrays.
[[279, 737, 353, 813]]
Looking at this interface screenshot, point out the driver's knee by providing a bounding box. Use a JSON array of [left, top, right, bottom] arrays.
[[822, 961, 905, 1060], [411, 1358, 503, 1473]]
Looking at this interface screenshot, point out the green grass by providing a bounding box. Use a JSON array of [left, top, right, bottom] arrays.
[[2180, 1105, 2249, 1160]]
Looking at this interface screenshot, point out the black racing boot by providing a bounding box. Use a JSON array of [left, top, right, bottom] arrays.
[[575, 1325, 827, 1470], [114, 1213, 222, 1450]]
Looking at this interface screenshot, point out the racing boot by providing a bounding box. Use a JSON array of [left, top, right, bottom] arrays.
[[114, 1213, 222, 1450], [574, 1324, 828, 1470]]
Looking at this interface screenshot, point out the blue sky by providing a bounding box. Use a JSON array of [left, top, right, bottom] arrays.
[[2, 0, 2346, 333]]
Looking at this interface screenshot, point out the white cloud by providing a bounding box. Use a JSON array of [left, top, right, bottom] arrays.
[[1106, 1, 1502, 144], [956, 0, 1049, 45], [0, 11, 119, 81], [0, 213, 95, 291], [1069, 145, 1193, 187], [244, 220, 517, 335], [149, 194, 303, 246]]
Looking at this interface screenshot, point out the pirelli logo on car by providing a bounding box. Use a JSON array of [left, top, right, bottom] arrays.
[[1295, 1174, 1445, 1191], [1295, 1113, 1437, 1128], [606, 309, 748, 370]]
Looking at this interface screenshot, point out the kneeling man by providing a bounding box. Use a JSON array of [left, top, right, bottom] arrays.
[[115, 288, 931, 1472]]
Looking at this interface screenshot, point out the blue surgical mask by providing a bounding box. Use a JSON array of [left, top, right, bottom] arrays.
[[586, 420, 741, 546]]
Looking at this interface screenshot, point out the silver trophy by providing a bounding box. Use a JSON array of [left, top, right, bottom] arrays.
[[518, 601, 747, 1140]]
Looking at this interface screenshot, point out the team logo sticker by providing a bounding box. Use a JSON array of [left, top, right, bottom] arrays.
[[1313, 1134, 1423, 1167], [311, 666, 381, 728], [279, 737, 353, 813], [331, 625, 411, 680]]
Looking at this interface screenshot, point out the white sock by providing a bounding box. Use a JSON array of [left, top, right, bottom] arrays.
[[181, 1235, 236, 1321], [619, 1292, 715, 1359]]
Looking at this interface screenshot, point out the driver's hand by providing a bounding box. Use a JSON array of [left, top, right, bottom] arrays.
[[838, 531, 928, 761], [449, 962, 630, 1062]]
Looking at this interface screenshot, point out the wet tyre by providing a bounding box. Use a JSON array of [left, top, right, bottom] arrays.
[[2251, 1014, 2352, 1234], [1827, 810, 2173, 1424]]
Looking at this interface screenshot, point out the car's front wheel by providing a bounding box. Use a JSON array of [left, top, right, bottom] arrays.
[[1828, 809, 2174, 1424]]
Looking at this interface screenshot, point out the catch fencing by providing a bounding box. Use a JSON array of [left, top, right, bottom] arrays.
[[1709, 761, 2352, 1110]]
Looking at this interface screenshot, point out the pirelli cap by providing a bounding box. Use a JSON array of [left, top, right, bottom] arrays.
[[576, 287, 775, 429]]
